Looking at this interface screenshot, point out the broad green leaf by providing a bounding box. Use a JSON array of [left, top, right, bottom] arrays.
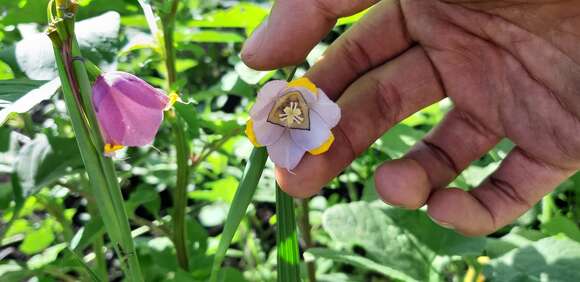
[[190, 177, 239, 203], [188, 3, 268, 35], [385, 208, 487, 256], [0, 12, 121, 80], [485, 237, 580, 282], [189, 31, 244, 43], [19, 224, 54, 255], [322, 202, 430, 281], [0, 78, 60, 125], [541, 215, 580, 243], [307, 248, 414, 281], [13, 134, 83, 198], [0, 79, 48, 106]]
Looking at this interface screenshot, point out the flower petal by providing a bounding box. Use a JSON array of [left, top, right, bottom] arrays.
[[309, 133, 335, 155], [104, 72, 169, 110], [253, 119, 285, 146], [290, 111, 332, 151], [110, 90, 165, 146], [245, 119, 262, 147], [250, 80, 287, 119], [267, 130, 306, 170], [311, 89, 341, 128]]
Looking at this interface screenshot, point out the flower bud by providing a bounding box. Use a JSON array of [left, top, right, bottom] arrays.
[[92, 71, 169, 156]]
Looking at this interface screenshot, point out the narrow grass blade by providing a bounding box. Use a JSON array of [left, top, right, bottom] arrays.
[[276, 184, 301, 282], [209, 147, 268, 282]]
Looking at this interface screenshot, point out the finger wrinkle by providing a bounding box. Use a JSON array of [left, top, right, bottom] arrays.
[[421, 140, 461, 175]]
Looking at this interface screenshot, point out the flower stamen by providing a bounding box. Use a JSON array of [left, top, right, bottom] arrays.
[[279, 102, 304, 126]]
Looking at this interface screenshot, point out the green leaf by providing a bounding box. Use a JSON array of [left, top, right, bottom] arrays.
[[26, 243, 67, 269], [0, 79, 48, 105], [13, 134, 83, 198], [376, 124, 426, 159], [485, 237, 580, 282], [276, 185, 300, 282], [125, 185, 161, 218], [0, 12, 121, 80], [0, 79, 60, 125], [189, 31, 244, 43], [188, 3, 268, 35], [307, 248, 415, 281], [541, 215, 580, 243], [19, 224, 55, 255], [322, 202, 431, 281], [386, 208, 487, 256], [209, 147, 268, 282]]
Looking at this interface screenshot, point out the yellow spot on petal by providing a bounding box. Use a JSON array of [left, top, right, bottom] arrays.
[[104, 144, 124, 157], [165, 92, 181, 111], [288, 77, 317, 95], [309, 133, 334, 155], [245, 119, 262, 147]]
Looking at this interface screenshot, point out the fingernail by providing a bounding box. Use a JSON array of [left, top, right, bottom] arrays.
[[428, 214, 455, 230]]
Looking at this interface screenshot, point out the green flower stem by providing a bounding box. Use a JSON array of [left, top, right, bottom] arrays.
[[158, 0, 191, 270], [209, 147, 269, 282], [276, 184, 301, 282], [298, 198, 316, 282], [48, 2, 143, 281]]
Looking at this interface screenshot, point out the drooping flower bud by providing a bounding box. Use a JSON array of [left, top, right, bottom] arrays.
[[92, 71, 169, 156]]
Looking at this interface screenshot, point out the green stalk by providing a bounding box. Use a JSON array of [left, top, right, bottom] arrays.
[[210, 66, 300, 282], [276, 184, 301, 282], [541, 193, 556, 223], [209, 147, 268, 282], [157, 0, 191, 270], [48, 2, 142, 281], [298, 199, 316, 282]]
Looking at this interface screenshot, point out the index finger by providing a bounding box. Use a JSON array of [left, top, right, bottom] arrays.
[[241, 0, 378, 70]]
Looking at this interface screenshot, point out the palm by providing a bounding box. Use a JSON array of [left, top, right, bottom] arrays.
[[242, 0, 580, 235]]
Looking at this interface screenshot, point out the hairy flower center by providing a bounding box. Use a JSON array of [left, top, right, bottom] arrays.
[[267, 91, 310, 130]]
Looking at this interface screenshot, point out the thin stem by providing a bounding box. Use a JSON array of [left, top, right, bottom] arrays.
[[158, 0, 190, 270], [541, 193, 556, 223], [299, 199, 316, 282]]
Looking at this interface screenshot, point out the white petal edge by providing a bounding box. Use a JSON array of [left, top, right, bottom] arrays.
[[311, 88, 341, 128], [250, 80, 287, 119], [267, 130, 306, 170], [253, 119, 285, 146], [290, 111, 332, 151]]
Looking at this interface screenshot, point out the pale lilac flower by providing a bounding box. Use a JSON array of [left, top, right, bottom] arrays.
[[246, 78, 341, 170], [92, 71, 173, 156]]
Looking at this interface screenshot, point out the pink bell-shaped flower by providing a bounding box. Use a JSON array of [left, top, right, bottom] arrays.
[[92, 71, 170, 156]]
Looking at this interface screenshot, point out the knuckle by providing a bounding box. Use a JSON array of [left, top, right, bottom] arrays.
[[340, 36, 374, 75], [369, 76, 403, 131]]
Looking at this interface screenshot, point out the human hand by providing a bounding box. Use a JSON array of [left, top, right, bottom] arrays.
[[241, 0, 580, 236]]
